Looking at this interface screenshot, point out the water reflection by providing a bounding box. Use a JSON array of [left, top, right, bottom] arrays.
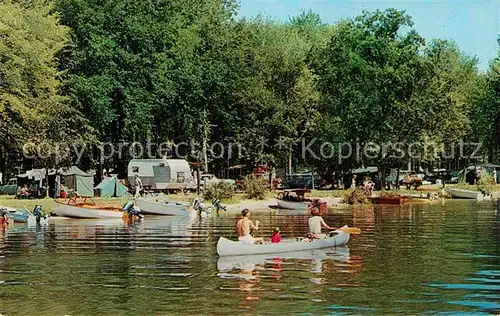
[[217, 247, 351, 273], [0, 201, 498, 315]]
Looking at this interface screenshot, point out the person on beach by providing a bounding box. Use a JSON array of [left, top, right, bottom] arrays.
[[236, 209, 264, 244], [133, 174, 143, 198], [308, 207, 336, 239], [351, 175, 357, 189]]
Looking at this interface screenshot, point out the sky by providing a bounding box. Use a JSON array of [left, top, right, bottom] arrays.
[[238, 0, 499, 72]]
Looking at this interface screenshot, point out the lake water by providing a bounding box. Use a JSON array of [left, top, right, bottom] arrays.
[[1, 200, 499, 315]]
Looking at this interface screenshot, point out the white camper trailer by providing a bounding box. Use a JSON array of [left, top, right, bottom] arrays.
[[127, 159, 193, 192]]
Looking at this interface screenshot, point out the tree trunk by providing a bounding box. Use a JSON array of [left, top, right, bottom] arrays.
[[0, 146, 5, 184], [395, 167, 400, 190]]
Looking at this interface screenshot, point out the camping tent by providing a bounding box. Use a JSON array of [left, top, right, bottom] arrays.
[[60, 166, 94, 197], [95, 176, 129, 197]]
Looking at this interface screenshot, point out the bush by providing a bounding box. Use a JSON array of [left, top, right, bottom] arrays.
[[243, 175, 266, 200], [342, 188, 370, 205], [477, 172, 495, 194], [203, 182, 235, 201]]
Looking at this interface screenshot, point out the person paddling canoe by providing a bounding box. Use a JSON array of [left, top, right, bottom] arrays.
[[236, 209, 264, 244], [308, 207, 336, 239]]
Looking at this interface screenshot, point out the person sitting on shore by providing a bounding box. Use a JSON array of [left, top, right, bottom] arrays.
[[308, 207, 336, 239], [271, 227, 282, 243], [236, 209, 264, 244]]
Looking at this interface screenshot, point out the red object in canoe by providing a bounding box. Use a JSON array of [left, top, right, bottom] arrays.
[[370, 196, 409, 205]]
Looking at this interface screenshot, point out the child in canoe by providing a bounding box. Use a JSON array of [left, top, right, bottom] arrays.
[[271, 227, 282, 243]]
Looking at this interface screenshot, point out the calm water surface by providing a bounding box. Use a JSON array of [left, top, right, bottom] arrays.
[[0, 200, 499, 315]]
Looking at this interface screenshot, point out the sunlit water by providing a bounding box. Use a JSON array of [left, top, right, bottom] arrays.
[[0, 200, 499, 315]]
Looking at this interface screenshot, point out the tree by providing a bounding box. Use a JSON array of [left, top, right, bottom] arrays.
[[313, 9, 426, 176], [0, 0, 89, 181], [468, 40, 500, 162]]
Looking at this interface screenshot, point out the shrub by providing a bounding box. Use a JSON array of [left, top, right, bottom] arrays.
[[243, 175, 266, 200], [477, 172, 495, 194], [342, 188, 370, 205], [203, 182, 235, 201]]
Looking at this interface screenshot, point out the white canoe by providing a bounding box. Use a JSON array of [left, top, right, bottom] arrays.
[[217, 247, 350, 271], [445, 188, 482, 199], [53, 201, 124, 219], [135, 198, 193, 216], [217, 227, 350, 256], [276, 199, 309, 210]]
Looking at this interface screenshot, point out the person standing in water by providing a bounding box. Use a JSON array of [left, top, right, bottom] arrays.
[[236, 209, 264, 244]]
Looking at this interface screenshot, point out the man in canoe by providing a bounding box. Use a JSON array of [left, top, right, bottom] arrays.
[[236, 209, 264, 244], [308, 207, 336, 239]]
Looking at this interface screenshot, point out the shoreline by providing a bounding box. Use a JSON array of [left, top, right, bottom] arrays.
[[1, 187, 498, 213]]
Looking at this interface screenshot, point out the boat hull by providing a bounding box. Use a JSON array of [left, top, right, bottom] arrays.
[[5, 209, 29, 223], [370, 196, 409, 205], [217, 247, 350, 271], [445, 188, 481, 199], [276, 199, 309, 210], [135, 198, 192, 216], [217, 228, 350, 256], [53, 201, 124, 219]]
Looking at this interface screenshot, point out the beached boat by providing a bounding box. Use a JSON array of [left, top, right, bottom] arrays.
[[370, 196, 409, 205], [276, 199, 309, 210], [217, 227, 350, 256], [1, 207, 30, 223], [276, 189, 326, 212], [445, 188, 483, 199], [416, 184, 442, 191], [135, 198, 192, 216], [0, 205, 48, 224], [53, 198, 126, 219]]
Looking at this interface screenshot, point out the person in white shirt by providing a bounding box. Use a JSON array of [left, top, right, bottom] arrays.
[[308, 207, 335, 239], [133, 174, 143, 198]]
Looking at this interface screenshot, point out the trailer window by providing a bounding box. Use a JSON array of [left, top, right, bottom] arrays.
[[132, 166, 139, 173]]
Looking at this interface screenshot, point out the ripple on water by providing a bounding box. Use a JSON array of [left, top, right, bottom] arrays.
[[0, 201, 498, 315]]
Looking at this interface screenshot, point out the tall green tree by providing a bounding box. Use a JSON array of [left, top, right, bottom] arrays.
[[0, 0, 88, 177], [313, 9, 426, 173], [469, 40, 500, 162]]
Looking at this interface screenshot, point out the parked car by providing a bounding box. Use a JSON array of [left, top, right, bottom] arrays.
[[185, 174, 236, 192], [200, 174, 236, 186], [424, 169, 454, 184], [386, 170, 423, 189], [278, 173, 323, 190]]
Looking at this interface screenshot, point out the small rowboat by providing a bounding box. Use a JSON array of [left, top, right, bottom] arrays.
[[0, 205, 47, 224], [217, 227, 350, 256], [445, 188, 483, 199], [135, 198, 192, 216], [53, 197, 125, 219], [1, 207, 30, 223], [370, 196, 409, 205], [276, 189, 327, 212]]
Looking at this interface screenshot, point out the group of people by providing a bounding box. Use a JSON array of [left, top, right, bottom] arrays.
[[236, 207, 336, 245], [16, 184, 46, 199]]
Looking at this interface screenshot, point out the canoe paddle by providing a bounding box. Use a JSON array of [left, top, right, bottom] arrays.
[[333, 226, 361, 235]]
